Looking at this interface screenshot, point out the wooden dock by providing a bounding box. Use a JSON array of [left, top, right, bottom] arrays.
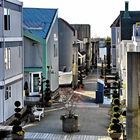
[[24, 132, 112, 140]]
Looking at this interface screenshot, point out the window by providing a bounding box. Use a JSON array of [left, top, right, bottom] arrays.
[[5, 48, 11, 69], [54, 44, 57, 57], [4, 8, 10, 30], [5, 86, 11, 100]]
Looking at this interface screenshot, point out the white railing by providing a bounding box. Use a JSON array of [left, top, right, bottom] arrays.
[[59, 71, 72, 85]]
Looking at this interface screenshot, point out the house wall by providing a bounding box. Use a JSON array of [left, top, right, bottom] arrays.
[[71, 24, 91, 72], [71, 24, 90, 40], [58, 18, 75, 71], [4, 10, 22, 37], [0, 89, 4, 122], [0, 48, 4, 80], [117, 40, 134, 101], [47, 16, 59, 92], [0, 0, 23, 123], [24, 37, 42, 68], [0, 7, 3, 35], [0, 1, 22, 37], [111, 27, 120, 67], [4, 80, 23, 121], [4, 45, 22, 79]]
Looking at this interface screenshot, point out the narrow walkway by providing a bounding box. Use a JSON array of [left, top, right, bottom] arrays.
[[1, 69, 111, 140]]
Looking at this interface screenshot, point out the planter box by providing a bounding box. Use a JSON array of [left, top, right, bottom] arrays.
[[62, 117, 79, 133]]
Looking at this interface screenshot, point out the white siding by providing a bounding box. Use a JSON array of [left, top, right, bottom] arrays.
[[4, 80, 23, 121]]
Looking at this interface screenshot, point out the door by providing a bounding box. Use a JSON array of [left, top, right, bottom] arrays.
[[30, 72, 41, 95]]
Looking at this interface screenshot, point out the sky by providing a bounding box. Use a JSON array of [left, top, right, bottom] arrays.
[[21, 0, 140, 38]]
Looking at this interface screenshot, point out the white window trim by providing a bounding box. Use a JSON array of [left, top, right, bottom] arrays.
[[0, 37, 23, 42], [30, 72, 41, 94], [5, 74, 23, 85], [4, 48, 11, 70]]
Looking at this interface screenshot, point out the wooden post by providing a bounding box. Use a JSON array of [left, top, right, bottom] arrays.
[[127, 52, 140, 140]]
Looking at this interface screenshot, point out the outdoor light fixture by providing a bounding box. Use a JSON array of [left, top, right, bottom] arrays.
[[32, 42, 38, 47]]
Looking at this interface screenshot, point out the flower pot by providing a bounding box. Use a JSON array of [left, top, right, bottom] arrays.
[[12, 134, 24, 140], [62, 116, 79, 133], [0, 130, 10, 138], [109, 132, 121, 139]]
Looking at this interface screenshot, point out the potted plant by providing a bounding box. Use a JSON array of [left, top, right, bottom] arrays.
[[60, 101, 79, 133], [12, 127, 25, 139], [0, 130, 11, 138], [107, 95, 123, 139], [108, 123, 122, 139]]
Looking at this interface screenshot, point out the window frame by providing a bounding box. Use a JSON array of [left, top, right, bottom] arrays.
[[4, 48, 11, 70], [5, 86, 12, 100]]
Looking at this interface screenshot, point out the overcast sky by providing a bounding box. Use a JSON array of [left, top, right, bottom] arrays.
[[21, 0, 140, 38]]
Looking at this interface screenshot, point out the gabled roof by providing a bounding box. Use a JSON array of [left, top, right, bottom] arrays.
[[23, 8, 57, 39], [58, 18, 75, 35], [110, 15, 120, 27], [111, 11, 140, 27]]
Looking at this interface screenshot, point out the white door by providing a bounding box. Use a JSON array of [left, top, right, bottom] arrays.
[[30, 72, 41, 95]]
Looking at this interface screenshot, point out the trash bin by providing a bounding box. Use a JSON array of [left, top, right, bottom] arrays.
[[96, 90, 104, 103], [96, 79, 104, 103], [97, 79, 104, 92]]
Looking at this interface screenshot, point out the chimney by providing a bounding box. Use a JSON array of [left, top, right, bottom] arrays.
[[125, 1, 129, 12], [123, 1, 130, 18]]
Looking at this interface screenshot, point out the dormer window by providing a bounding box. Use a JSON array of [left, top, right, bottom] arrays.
[[4, 8, 10, 30]]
